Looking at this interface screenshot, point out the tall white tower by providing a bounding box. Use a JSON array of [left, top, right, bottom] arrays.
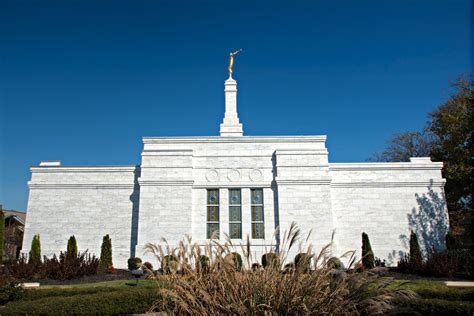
[[219, 76, 243, 137]]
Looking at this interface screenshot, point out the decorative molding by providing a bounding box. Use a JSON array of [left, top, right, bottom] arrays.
[[143, 135, 327, 144], [275, 178, 332, 185], [275, 149, 328, 155], [205, 169, 219, 182], [138, 179, 194, 186], [31, 166, 137, 173], [28, 182, 135, 189], [193, 182, 271, 188], [329, 162, 443, 171], [227, 169, 241, 182], [331, 180, 446, 188], [249, 169, 263, 182]]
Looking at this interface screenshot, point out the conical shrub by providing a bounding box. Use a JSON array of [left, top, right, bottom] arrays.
[[361, 232, 375, 269], [99, 234, 113, 269], [29, 234, 41, 265], [409, 231, 422, 267], [67, 235, 78, 259]]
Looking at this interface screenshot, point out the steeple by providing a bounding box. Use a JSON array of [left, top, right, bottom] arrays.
[[220, 76, 243, 137]]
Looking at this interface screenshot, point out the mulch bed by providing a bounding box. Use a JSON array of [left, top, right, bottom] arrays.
[[30, 269, 134, 286]]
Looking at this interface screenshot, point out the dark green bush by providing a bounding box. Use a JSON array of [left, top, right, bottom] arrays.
[[231, 252, 242, 271], [395, 298, 474, 315], [0, 280, 24, 305], [162, 255, 179, 274], [361, 232, 375, 269], [66, 235, 78, 259], [326, 257, 344, 270], [409, 231, 422, 267], [197, 255, 210, 273], [294, 253, 312, 272], [99, 234, 113, 270], [128, 257, 142, 271], [29, 234, 41, 265], [262, 253, 279, 269], [1, 288, 161, 315]]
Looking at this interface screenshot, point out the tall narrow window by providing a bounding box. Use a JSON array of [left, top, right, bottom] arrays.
[[207, 189, 219, 239], [229, 189, 242, 239], [251, 189, 264, 239]]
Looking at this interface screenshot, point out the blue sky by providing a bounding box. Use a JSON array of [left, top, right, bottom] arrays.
[[0, 0, 471, 211]]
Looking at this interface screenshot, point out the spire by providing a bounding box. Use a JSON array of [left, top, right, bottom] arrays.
[[220, 76, 243, 137]]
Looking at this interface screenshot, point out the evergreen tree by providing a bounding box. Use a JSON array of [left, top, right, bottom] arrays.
[[67, 235, 78, 258], [99, 234, 113, 269], [409, 231, 422, 266], [0, 209, 4, 263], [29, 234, 41, 265], [361, 232, 375, 269]]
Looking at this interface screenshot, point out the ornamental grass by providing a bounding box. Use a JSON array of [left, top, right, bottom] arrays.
[[145, 223, 416, 314]]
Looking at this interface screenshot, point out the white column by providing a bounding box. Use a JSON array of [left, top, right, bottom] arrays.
[[220, 77, 243, 136]]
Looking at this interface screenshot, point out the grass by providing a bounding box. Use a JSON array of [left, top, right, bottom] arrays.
[[38, 278, 158, 289]]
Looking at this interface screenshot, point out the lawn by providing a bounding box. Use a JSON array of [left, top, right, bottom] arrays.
[[38, 278, 158, 289], [1, 276, 473, 315]]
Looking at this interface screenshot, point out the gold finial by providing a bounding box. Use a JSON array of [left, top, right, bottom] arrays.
[[228, 49, 242, 77]]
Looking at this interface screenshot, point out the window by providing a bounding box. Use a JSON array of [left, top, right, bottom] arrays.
[[229, 189, 242, 239], [207, 189, 219, 239], [251, 189, 264, 239]]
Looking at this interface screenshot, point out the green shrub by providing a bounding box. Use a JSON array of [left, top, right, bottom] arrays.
[[326, 257, 344, 270], [1, 287, 161, 315], [361, 232, 375, 269], [294, 253, 312, 272], [0, 280, 24, 305], [232, 252, 243, 271], [99, 234, 113, 270], [162, 255, 178, 274], [409, 231, 422, 267], [128, 257, 142, 271], [197, 255, 210, 273], [262, 253, 279, 269], [395, 298, 474, 315], [29, 234, 41, 265], [66, 235, 78, 259], [0, 209, 4, 263]]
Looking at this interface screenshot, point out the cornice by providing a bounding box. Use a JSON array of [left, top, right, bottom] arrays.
[[143, 135, 327, 144]]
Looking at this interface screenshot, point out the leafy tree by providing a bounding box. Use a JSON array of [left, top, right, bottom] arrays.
[[29, 234, 41, 265], [99, 234, 113, 269], [371, 75, 473, 242], [361, 232, 375, 269], [0, 209, 4, 263], [370, 131, 435, 162], [67, 235, 78, 258], [409, 231, 422, 267], [428, 77, 473, 217]]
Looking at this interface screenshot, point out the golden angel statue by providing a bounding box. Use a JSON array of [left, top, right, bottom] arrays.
[[228, 49, 242, 77]]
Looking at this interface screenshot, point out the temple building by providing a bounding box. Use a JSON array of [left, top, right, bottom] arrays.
[[22, 69, 449, 268]]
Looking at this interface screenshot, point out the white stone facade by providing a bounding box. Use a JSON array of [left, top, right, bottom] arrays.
[[22, 77, 449, 268]]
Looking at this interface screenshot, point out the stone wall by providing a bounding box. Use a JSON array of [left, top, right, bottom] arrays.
[[329, 157, 449, 266], [23, 165, 139, 268]]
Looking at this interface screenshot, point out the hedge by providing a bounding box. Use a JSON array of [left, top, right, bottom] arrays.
[[395, 298, 474, 315], [1, 288, 161, 315]]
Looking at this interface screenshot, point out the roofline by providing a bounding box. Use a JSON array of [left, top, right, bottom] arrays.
[[143, 135, 327, 144]]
